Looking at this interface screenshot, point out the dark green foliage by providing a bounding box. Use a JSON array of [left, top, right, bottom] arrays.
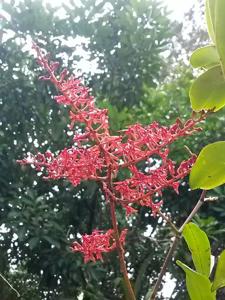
[[1, 0, 225, 299], [0, 0, 177, 299]]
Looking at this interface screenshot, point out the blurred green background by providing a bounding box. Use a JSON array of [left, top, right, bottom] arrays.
[[1, 0, 225, 299]]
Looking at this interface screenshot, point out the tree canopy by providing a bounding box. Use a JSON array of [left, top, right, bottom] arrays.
[[1, 0, 225, 299]]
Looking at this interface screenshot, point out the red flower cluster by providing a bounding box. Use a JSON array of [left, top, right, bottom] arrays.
[[71, 229, 127, 263], [18, 147, 105, 186], [18, 44, 205, 261], [116, 119, 199, 166], [115, 153, 197, 216], [19, 45, 204, 209]]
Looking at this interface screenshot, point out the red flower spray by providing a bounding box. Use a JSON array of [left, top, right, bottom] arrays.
[[18, 44, 206, 299]]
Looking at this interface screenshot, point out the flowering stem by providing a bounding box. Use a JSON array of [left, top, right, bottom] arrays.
[[28, 45, 211, 300], [149, 190, 207, 300], [109, 199, 136, 300]]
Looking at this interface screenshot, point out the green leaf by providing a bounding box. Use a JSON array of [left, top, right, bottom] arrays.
[[183, 223, 211, 277], [215, 0, 225, 75], [190, 141, 225, 190], [212, 250, 225, 291], [190, 65, 225, 112], [190, 46, 219, 69], [176, 260, 216, 300], [205, 0, 216, 43]]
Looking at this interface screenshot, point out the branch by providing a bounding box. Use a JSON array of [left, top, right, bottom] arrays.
[[0, 273, 20, 298], [179, 190, 207, 232], [149, 190, 207, 300], [157, 211, 179, 236]]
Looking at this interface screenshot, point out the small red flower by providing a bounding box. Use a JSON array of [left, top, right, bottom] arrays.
[[71, 229, 127, 263]]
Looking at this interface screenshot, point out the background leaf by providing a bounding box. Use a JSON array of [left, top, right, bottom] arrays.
[[176, 260, 216, 300], [182, 223, 211, 277], [190, 45, 219, 69], [205, 0, 216, 43], [212, 250, 225, 291], [190, 141, 225, 190], [215, 0, 225, 76], [190, 66, 225, 112]]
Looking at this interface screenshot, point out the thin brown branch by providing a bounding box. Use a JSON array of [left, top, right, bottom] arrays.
[[157, 211, 179, 236], [149, 190, 207, 300], [179, 190, 207, 232], [0, 273, 20, 298], [150, 236, 180, 300]]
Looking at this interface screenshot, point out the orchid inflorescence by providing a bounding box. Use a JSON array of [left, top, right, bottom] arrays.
[[18, 44, 206, 263]]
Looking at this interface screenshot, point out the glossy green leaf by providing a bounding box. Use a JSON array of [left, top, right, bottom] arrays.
[[190, 141, 225, 190], [190, 65, 225, 112], [183, 223, 211, 276], [215, 0, 225, 75], [190, 45, 219, 69], [176, 260, 216, 300], [205, 0, 216, 43], [212, 250, 225, 291]]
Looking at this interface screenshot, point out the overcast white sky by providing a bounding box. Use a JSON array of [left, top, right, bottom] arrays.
[[163, 0, 196, 20], [1, 0, 197, 22], [43, 0, 197, 21]]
